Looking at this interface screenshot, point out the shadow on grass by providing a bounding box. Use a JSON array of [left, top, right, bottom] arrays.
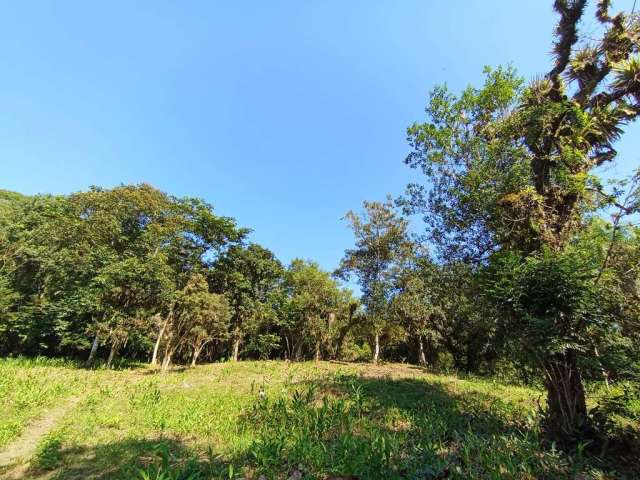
[[239, 375, 545, 479], [7, 437, 227, 480], [316, 374, 525, 435]]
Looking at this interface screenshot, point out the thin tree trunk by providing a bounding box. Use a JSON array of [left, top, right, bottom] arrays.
[[191, 346, 201, 367], [543, 350, 588, 442], [106, 341, 118, 369], [314, 340, 321, 362], [372, 333, 380, 364], [466, 348, 476, 373], [231, 336, 241, 362], [161, 339, 172, 371], [293, 339, 303, 361], [86, 333, 100, 366], [151, 316, 168, 366], [161, 350, 172, 371], [594, 346, 610, 390], [335, 303, 356, 360], [417, 336, 427, 366]]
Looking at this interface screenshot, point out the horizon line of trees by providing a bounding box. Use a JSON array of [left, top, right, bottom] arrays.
[[0, 185, 368, 369], [0, 185, 510, 374]]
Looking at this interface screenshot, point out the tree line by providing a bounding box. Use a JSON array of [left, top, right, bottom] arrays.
[[0, 185, 363, 367], [0, 185, 501, 374]]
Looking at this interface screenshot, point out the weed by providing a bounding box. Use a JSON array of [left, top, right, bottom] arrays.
[[32, 432, 64, 470]]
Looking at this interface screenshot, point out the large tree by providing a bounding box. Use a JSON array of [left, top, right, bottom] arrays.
[[336, 199, 412, 363], [391, 256, 442, 367], [403, 0, 640, 442]]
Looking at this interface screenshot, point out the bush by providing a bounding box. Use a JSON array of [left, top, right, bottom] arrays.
[[590, 381, 640, 453]]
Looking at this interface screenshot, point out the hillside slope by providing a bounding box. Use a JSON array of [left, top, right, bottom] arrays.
[[0, 359, 636, 480]]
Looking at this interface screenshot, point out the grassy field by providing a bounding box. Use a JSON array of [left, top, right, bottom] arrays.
[[0, 358, 637, 480]]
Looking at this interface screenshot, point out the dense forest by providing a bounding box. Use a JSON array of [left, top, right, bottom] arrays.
[[1, 0, 640, 461]]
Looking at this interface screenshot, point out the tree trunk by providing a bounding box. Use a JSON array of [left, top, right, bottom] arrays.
[[314, 340, 321, 362], [191, 346, 201, 367], [151, 317, 168, 366], [417, 336, 427, 366], [160, 338, 173, 371], [372, 333, 380, 364], [231, 336, 241, 362], [86, 333, 100, 366], [161, 350, 172, 371], [335, 327, 349, 360], [543, 350, 588, 443], [465, 337, 477, 373], [106, 341, 117, 369], [293, 339, 303, 361]]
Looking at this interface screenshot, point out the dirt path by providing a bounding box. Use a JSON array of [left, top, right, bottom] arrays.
[[0, 396, 82, 468]]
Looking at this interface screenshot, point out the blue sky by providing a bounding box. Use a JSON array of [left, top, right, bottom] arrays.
[[2, 0, 638, 274]]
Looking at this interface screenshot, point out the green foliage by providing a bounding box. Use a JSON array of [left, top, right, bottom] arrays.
[[0, 189, 27, 220], [282, 259, 345, 360], [211, 243, 285, 361], [33, 432, 64, 470], [0, 184, 247, 364], [401, 1, 640, 442], [402, 65, 528, 261], [336, 199, 412, 362], [591, 381, 640, 449], [487, 248, 603, 358], [135, 443, 210, 480]]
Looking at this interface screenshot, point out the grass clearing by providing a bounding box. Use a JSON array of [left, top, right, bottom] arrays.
[[0, 360, 637, 479]]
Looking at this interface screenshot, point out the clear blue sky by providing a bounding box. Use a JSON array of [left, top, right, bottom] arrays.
[[2, 1, 638, 273]]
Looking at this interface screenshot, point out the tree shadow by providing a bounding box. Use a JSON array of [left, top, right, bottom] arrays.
[[313, 373, 526, 436], [4, 437, 227, 480], [237, 374, 543, 479], [284, 374, 639, 478], [137, 365, 192, 376]]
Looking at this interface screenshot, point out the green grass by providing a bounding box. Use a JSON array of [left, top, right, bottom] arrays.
[[0, 357, 93, 449], [0, 360, 637, 479]]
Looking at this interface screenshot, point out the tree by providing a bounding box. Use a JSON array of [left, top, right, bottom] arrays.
[[331, 291, 360, 361], [336, 199, 411, 363], [159, 274, 230, 370], [185, 278, 230, 367], [93, 255, 173, 368], [211, 243, 284, 361], [391, 257, 440, 366], [284, 259, 342, 361], [403, 0, 640, 441]]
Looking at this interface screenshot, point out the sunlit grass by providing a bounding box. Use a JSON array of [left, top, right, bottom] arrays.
[[1, 359, 636, 479], [0, 357, 90, 449]]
